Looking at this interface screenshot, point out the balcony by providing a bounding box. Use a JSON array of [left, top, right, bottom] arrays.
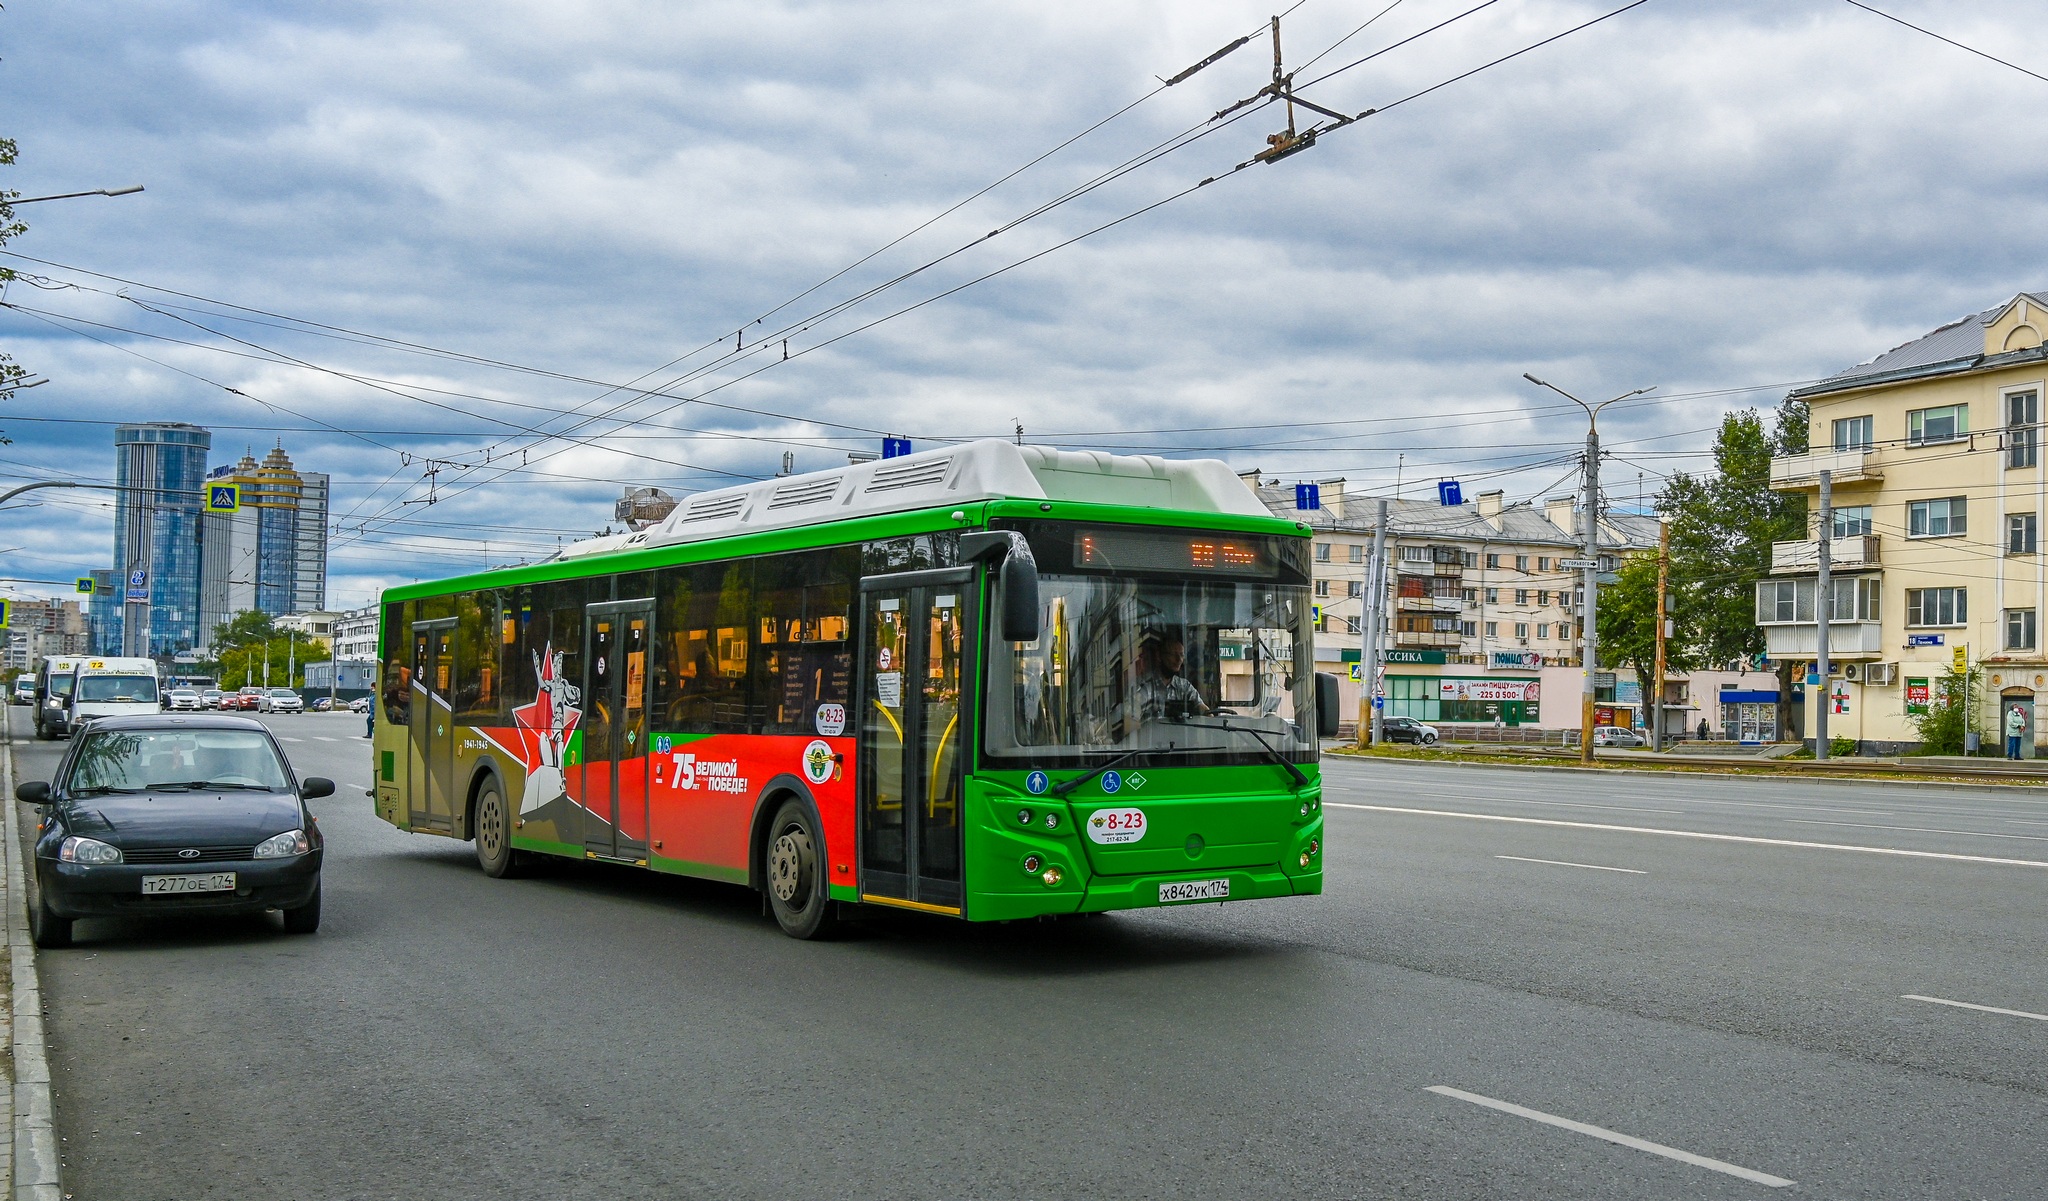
[[1396, 595, 1462, 613], [1770, 447, 1882, 490], [1394, 631, 1463, 649], [1762, 621, 1885, 659], [1770, 535, 1881, 573]]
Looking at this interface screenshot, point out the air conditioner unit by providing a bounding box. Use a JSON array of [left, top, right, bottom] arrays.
[[1841, 662, 1861, 682], [1865, 662, 1897, 686]]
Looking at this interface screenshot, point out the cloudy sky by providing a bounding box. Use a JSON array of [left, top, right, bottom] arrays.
[[3, 0, 2046, 612]]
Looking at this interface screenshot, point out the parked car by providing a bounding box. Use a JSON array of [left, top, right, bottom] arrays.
[[11, 678, 34, 706], [200, 690, 224, 709], [1382, 716, 1440, 746], [257, 689, 304, 714], [347, 696, 372, 714], [1591, 725, 1646, 748], [13, 713, 330, 947], [310, 697, 334, 712], [166, 689, 204, 712]]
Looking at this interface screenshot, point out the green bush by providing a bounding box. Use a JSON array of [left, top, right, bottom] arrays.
[[1908, 667, 1977, 754], [1829, 736, 1857, 758]]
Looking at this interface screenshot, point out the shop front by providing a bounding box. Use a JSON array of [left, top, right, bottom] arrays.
[[1387, 674, 1540, 726], [1719, 688, 1780, 743]]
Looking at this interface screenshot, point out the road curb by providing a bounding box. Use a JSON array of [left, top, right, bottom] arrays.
[[1323, 748, 2048, 795], [1, 710, 61, 1201]]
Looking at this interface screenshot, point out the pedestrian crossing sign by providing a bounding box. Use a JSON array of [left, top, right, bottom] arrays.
[[75, 577, 94, 594], [205, 483, 241, 514], [0, 600, 10, 629]]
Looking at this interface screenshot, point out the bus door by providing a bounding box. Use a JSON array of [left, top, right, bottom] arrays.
[[582, 599, 654, 861], [857, 568, 973, 914], [409, 618, 458, 830]]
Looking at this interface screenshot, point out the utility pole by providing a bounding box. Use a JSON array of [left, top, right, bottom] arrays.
[[1523, 374, 1656, 764], [1653, 519, 1669, 752], [1367, 497, 1388, 746], [1815, 469, 1832, 760]]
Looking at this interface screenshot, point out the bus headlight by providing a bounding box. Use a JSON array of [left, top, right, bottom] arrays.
[[1016, 808, 1033, 826], [1041, 867, 1062, 887]]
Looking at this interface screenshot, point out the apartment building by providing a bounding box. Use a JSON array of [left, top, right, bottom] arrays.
[[1769, 290, 2048, 753], [1253, 478, 1660, 732], [1, 599, 89, 672]]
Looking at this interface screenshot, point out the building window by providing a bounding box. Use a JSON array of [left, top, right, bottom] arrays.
[[1832, 415, 1875, 451], [1538, 556, 1551, 571], [1314, 579, 1329, 597], [2011, 513, 2038, 555], [2010, 391, 2039, 469], [1315, 543, 1331, 562], [1832, 505, 1873, 538], [1907, 496, 1967, 537], [1514, 622, 1530, 639], [2008, 608, 2038, 651], [1537, 623, 1550, 640], [1908, 403, 1968, 446], [1400, 546, 1430, 562], [1345, 616, 1362, 636], [1537, 589, 1551, 606], [1349, 544, 1365, 564], [1758, 577, 1880, 624], [1485, 588, 1498, 604], [1515, 554, 1529, 571], [1907, 587, 1967, 627], [1461, 551, 1479, 568], [1514, 589, 1529, 605], [1484, 622, 1497, 638], [1486, 554, 1500, 569], [1460, 621, 1477, 636], [1462, 588, 1477, 603]]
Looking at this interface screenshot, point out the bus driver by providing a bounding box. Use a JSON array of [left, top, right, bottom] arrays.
[[1136, 636, 1210, 722]]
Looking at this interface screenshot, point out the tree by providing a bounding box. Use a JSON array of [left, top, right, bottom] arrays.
[[211, 610, 280, 652], [1908, 666, 1978, 755], [0, 138, 34, 427], [1596, 546, 1694, 707], [214, 632, 330, 690], [1658, 409, 1808, 733]]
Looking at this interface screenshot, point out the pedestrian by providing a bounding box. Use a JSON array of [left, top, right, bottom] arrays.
[[1697, 717, 1709, 742], [2006, 704, 2026, 760], [365, 700, 375, 740]]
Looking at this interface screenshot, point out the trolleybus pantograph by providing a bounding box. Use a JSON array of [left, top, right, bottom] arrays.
[[372, 441, 1337, 937]]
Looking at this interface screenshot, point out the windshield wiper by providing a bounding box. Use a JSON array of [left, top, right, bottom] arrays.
[[70, 785, 146, 796], [1051, 746, 1161, 798], [1181, 716, 1308, 790], [149, 781, 274, 791]]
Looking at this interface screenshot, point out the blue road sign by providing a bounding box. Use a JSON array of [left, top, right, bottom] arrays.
[[1294, 483, 1320, 511], [1025, 770, 1049, 795], [205, 483, 241, 513], [881, 436, 912, 459], [1907, 634, 1944, 647], [75, 577, 94, 594], [1438, 479, 1463, 506], [1101, 770, 1122, 794]]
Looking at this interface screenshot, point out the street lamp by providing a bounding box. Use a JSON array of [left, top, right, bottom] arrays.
[[1522, 373, 1655, 763], [10, 185, 144, 204]]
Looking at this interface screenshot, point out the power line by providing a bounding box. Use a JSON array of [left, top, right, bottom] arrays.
[[1841, 0, 2048, 87]]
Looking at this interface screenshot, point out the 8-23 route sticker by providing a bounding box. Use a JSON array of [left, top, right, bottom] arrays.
[[1087, 807, 1146, 844]]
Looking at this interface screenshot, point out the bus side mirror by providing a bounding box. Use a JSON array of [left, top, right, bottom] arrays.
[[1314, 673, 1341, 739], [960, 530, 1041, 644]]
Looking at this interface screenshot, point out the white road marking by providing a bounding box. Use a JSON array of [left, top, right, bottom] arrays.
[[1425, 1086, 1794, 1188], [1902, 994, 2048, 1022], [1780, 818, 2048, 842], [1324, 802, 2048, 869], [278, 737, 305, 743], [314, 737, 338, 742], [1500, 798, 1684, 815], [1495, 855, 1645, 875]]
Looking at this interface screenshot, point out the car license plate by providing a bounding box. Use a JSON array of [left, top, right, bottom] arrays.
[[141, 872, 236, 895], [1159, 878, 1229, 903]]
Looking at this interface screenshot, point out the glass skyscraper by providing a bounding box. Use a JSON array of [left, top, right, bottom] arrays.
[[113, 422, 212, 658]]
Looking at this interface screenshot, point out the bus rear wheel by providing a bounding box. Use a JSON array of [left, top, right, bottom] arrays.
[[474, 781, 521, 879], [765, 799, 837, 940]]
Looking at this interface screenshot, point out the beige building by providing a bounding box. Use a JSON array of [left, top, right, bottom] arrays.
[[1251, 477, 1666, 734], [1769, 290, 2048, 753]]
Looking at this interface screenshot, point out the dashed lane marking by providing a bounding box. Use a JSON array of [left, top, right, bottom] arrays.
[[1324, 802, 2048, 869], [1495, 854, 1645, 875], [1902, 994, 2048, 1022], [1426, 1086, 1793, 1188]]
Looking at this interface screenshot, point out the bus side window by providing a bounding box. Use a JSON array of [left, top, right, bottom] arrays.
[[382, 600, 413, 724]]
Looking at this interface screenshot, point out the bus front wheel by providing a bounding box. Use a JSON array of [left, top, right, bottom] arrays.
[[765, 799, 837, 940]]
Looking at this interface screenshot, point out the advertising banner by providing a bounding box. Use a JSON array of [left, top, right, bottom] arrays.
[[1439, 679, 1539, 703]]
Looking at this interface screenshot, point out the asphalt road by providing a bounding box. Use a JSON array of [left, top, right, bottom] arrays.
[[9, 711, 2047, 1199]]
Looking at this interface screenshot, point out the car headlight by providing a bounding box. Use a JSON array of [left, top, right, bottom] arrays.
[[58, 836, 122, 864], [253, 829, 312, 859]]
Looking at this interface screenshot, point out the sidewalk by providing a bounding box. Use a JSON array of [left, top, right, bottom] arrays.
[[0, 708, 61, 1201]]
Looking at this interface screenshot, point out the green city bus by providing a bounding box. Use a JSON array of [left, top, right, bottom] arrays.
[[371, 440, 1334, 937]]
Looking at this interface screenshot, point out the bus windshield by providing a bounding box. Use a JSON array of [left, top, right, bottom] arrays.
[[76, 675, 159, 703], [985, 572, 1314, 762]]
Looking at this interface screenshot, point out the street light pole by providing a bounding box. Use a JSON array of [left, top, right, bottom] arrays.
[[1523, 374, 1656, 764], [1815, 469, 1833, 760], [10, 185, 144, 204]]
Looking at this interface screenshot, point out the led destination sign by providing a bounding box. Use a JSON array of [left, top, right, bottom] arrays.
[[1075, 529, 1266, 575]]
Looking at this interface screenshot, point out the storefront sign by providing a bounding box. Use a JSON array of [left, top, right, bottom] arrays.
[[1385, 649, 1447, 665], [1440, 679, 1539, 703], [1488, 650, 1542, 670], [1905, 677, 1930, 715]]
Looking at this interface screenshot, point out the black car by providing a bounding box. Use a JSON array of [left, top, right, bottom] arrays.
[[1382, 716, 1440, 745], [14, 713, 331, 948]]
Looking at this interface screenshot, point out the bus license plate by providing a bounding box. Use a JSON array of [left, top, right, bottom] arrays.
[[1159, 878, 1229, 903], [142, 873, 236, 895]]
